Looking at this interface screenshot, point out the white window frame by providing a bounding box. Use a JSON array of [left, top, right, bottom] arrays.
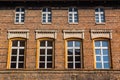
[[39, 40, 53, 69], [95, 8, 105, 23], [68, 7, 78, 24], [42, 8, 51, 24], [94, 40, 110, 69], [10, 40, 25, 69], [15, 7, 25, 24], [67, 40, 82, 69]]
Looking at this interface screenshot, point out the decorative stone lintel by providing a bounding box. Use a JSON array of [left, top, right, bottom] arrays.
[[63, 30, 84, 39], [90, 29, 112, 39], [35, 30, 57, 39], [8, 30, 29, 39]]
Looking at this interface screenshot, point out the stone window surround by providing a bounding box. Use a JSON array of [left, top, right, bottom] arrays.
[[35, 30, 57, 39], [90, 29, 112, 39], [63, 30, 84, 39], [8, 30, 29, 39]]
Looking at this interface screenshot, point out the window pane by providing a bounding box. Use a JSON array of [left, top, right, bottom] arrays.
[[21, 8, 25, 12], [47, 63, 52, 68], [19, 56, 24, 61], [47, 49, 52, 55], [43, 8, 46, 12], [103, 56, 109, 61], [18, 63, 24, 68], [69, 17, 72, 20], [95, 8, 99, 12], [12, 49, 17, 55], [102, 41, 108, 47], [43, 16, 46, 19], [95, 49, 101, 55], [68, 41, 73, 47], [48, 17, 51, 20], [39, 63, 45, 68], [69, 8, 72, 12], [69, 20, 72, 23], [103, 49, 108, 55], [96, 19, 99, 23], [75, 63, 81, 68], [95, 41, 100, 47], [19, 49, 24, 55], [21, 14, 24, 17], [75, 41, 80, 47], [75, 49, 80, 55], [68, 63, 73, 68], [74, 8, 77, 12], [69, 14, 72, 17], [16, 20, 19, 22], [74, 19, 78, 22], [100, 8, 104, 12], [11, 56, 17, 61], [21, 20, 24, 22], [96, 63, 102, 68], [48, 14, 51, 17], [21, 17, 24, 20], [40, 49, 45, 55], [40, 56, 45, 61], [11, 63, 16, 68], [95, 17, 99, 20], [101, 14, 104, 17], [43, 14, 46, 17], [47, 56, 52, 61], [75, 56, 80, 61], [48, 8, 51, 12], [104, 63, 110, 68], [40, 41, 45, 47], [47, 41, 52, 47], [16, 14, 19, 17], [42, 20, 46, 22], [68, 56, 73, 61], [95, 14, 99, 17], [48, 20, 51, 22], [16, 8, 20, 12], [74, 14, 78, 17], [12, 40, 18, 47], [68, 49, 73, 55], [96, 56, 101, 61], [101, 19, 105, 23]]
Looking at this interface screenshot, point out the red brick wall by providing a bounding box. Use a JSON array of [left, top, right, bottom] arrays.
[[0, 6, 120, 79]]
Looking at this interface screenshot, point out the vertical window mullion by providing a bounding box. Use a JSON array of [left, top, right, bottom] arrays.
[[45, 41, 47, 69], [99, 8, 101, 23], [73, 41, 75, 69], [73, 13, 74, 23], [16, 41, 19, 69], [19, 13, 21, 23], [46, 13, 48, 23]]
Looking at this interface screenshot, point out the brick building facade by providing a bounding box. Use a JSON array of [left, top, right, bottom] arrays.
[[0, 0, 120, 80]]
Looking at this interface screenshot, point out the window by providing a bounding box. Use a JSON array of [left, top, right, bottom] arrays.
[[37, 40, 53, 69], [42, 8, 52, 23], [68, 7, 78, 23], [15, 7, 25, 24], [66, 40, 82, 69], [95, 8, 105, 23], [10, 40, 26, 69], [94, 40, 110, 69]]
